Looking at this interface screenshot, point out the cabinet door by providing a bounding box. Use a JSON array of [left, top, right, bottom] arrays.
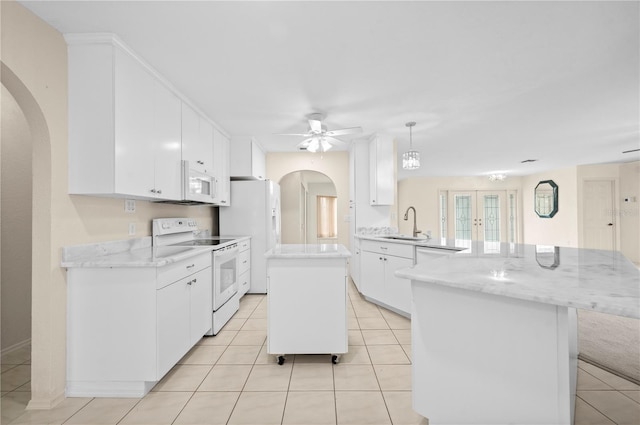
[[251, 140, 266, 179], [189, 268, 212, 346], [153, 82, 182, 200], [181, 104, 213, 174], [213, 129, 231, 206], [383, 255, 413, 314], [369, 135, 394, 206], [157, 279, 190, 378], [114, 48, 156, 198], [360, 251, 385, 300]]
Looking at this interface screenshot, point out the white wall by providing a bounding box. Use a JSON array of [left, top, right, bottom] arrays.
[[266, 152, 350, 248], [1, 84, 32, 352], [1, 1, 215, 408]]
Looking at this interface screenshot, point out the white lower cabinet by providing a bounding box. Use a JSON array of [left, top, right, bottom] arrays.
[[360, 240, 413, 316], [66, 252, 212, 397], [237, 239, 251, 297]]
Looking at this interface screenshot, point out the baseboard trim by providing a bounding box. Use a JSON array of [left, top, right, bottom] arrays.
[[579, 353, 640, 386], [1, 338, 31, 357], [26, 391, 65, 410]]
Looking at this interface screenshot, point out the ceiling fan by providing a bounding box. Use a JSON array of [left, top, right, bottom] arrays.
[[277, 113, 362, 152]]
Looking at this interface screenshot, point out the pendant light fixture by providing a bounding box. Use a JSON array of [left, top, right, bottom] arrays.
[[402, 121, 420, 170]]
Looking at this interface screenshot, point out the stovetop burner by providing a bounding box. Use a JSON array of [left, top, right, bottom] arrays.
[[173, 238, 235, 247]]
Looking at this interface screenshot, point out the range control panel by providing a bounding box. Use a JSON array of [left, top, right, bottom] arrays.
[[152, 218, 199, 237]]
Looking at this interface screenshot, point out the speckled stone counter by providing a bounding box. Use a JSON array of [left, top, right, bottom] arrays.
[[396, 242, 639, 425], [265, 243, 351, 259], [395, 242, 640, 319], [61, 236, 249, 268]]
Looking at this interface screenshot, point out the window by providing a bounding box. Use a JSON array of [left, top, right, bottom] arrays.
[[317, 195, 337, 239]]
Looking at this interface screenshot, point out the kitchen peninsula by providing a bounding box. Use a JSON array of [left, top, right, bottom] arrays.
[[265, 244, 351, 364], [395, 243, 640, 425]]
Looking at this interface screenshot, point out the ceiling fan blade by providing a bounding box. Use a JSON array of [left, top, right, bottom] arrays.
[[308, 119, 322, 133], [324, 136, 347, 144], [274, 133, 311, 137], [325, 127, 362, 137]]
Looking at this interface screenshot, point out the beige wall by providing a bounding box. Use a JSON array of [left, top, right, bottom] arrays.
[[266, 152, 350, 248], [1, 85, 33, 351], [279, 171, 304, 244], [521, 167, 579, 247], [1, 1, 215, 408], [618, 161, 640, 263], [307, 182, 337, 244], [397, 176, 520, 239]]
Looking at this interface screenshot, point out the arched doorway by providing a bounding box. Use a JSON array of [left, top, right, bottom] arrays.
[[279, 171, 337, 244], [1, 61, 55, 411]]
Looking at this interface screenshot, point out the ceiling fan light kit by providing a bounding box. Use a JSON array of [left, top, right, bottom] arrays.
[[277, 113, 362, 153], [402, 121, 421, 170]]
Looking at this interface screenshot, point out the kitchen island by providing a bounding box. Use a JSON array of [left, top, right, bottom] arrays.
[[396, 242, 640, 425], [265, 244, 351, 364]]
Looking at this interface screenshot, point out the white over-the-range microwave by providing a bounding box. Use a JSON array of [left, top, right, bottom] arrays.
[[182, 160, 216, 204]]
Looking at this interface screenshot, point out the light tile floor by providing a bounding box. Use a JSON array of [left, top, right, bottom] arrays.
[[2, 282, 639, 424]]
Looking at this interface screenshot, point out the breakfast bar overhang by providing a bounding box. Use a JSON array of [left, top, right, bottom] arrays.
[[396, 243, 640, 425]]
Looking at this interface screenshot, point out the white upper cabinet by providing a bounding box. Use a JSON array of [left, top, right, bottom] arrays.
[[229, 136, 266, 179], [181, 103, 214, 175], [67, 35, 182, 200], [213, 128, 231, 206], [369, 134, 395, 205]]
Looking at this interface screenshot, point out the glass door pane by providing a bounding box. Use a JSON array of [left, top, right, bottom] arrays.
[[450, 192, 474, 248]]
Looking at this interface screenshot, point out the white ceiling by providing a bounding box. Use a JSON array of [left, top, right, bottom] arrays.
[[19, 1, 639, 180]]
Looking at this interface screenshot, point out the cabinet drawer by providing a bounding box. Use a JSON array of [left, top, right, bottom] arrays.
[[239, 250, 251, 274], [361, 239, 414, 259], [157, 252, 211, 289], [238, 271, 250, 296], [238, 239, 250, 252]]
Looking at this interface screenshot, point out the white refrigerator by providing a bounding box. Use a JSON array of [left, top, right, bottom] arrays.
[[219, 180, 281, 293]]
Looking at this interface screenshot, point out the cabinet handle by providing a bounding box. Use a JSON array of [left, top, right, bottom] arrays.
[[221, 200, 227, 204], [187, 278, 196, 285], [186, 264, 195, 269], [197, 160, 204, 165], [243, 260, 248, 264], [380, 246, 387, 250], [150, 189, 156, 193], [379, 257, 383, 260], [157, 189, 162, 194]]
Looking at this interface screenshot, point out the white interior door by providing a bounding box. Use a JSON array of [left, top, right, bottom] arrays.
[[583, 180, 615, 250]]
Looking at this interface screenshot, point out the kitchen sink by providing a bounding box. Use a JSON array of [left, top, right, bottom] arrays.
[[380, 235, 427, 241]]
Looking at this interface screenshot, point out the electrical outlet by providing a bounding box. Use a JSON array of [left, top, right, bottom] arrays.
[[128, 222, 136, 236], [124, 199, 136, 213]]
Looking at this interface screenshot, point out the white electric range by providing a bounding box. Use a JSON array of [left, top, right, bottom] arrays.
[[152, 218, 239, 335]]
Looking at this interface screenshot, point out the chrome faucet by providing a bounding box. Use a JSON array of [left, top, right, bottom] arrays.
[[403, 206, 422, 238]]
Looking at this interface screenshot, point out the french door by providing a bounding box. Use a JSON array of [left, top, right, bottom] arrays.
[[442, 190, 518, 250]]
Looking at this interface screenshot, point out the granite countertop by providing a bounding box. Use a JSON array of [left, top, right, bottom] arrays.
[[265, 244, 351, 259], [395, 242, 640, 319], [61, 235, 250, 268], [356, 234, 461, 249]]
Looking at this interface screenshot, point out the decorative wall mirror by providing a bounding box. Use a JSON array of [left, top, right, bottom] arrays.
[[534, 180, 558, 218], [535, 245, 560, 269]]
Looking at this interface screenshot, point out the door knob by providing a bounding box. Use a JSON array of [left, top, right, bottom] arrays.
[[607, 223, 614, 226]]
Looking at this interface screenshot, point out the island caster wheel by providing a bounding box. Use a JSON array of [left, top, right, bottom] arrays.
[[331, 355, 339, 364], [277, 356, 285, 365]]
